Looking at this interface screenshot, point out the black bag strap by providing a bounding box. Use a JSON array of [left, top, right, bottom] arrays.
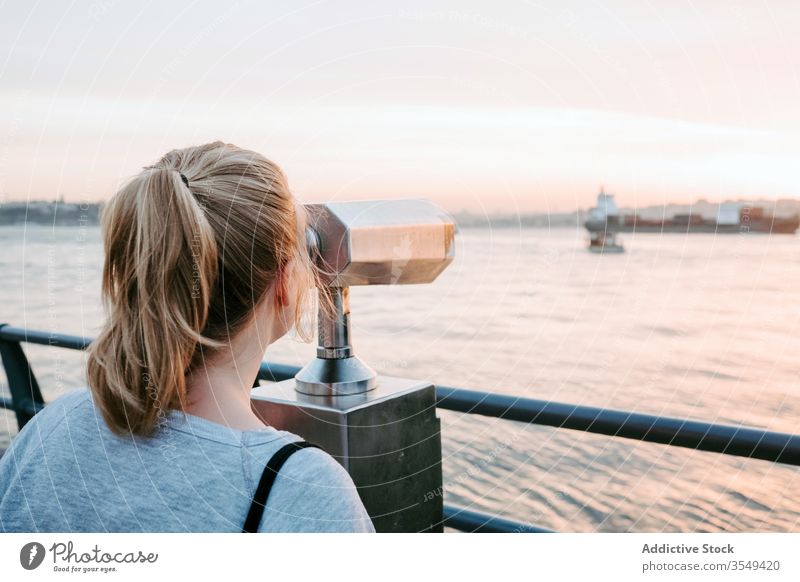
[[242, 440, 320, 533]]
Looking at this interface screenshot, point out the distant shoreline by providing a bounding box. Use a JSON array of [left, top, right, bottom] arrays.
[[0, 201, 102, 226], [3, 197, 799, 229]]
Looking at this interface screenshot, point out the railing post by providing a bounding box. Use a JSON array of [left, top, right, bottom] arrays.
[[0, 323, 45, 429]]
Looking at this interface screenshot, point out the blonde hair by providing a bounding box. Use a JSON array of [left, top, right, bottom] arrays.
[[87, 141, 320, 437]]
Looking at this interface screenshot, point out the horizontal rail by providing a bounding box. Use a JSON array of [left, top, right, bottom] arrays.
[[257, 361, 301, 383], [0, 396, 40, 418], [4, 325, 800, 467], [442, 505, 552, 533], [0, 396, 14, 413], [435, 386, 800, 466], [0, 325, 90, 350]]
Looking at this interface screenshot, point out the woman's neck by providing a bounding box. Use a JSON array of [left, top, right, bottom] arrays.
[[183, 316, 272, 431]]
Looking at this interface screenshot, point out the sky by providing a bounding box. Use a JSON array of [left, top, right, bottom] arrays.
[[1, 0, 799, 213]]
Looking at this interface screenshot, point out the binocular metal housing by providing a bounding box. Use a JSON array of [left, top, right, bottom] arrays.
[[296, 198, 456, 396]]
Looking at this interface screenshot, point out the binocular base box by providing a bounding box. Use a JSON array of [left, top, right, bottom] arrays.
[[251, 376, 443, 533]]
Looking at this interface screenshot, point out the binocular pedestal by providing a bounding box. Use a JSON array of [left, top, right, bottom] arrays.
[[251, 376, 443, 533]]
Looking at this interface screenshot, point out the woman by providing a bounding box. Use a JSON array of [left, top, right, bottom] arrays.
[[0, 142, 375, 533]]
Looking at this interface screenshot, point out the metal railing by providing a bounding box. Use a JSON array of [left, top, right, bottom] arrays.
[[2, 323, 800, 533]]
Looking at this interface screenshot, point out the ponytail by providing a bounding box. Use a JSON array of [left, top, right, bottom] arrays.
[[87, 167, 220, 437], [87, 142, 323, 437]]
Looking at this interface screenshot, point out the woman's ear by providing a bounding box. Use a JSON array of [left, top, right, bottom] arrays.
[[273, 268, 286, 308], [274, 261, 294, 308]]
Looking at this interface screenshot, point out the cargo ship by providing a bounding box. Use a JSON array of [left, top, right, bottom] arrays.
[[585, 189, 800, 235]]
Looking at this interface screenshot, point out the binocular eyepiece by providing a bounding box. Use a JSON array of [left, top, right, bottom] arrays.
[[297, 199, 456, 396]]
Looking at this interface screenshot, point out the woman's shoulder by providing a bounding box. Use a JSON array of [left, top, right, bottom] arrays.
[[0, 388, 95, 474], [247, 437, 351, 488], [252, 439, 375, 532], [281, 445, 353, 486], [47, 387, 94, 412], [17, 388, 94, 440]]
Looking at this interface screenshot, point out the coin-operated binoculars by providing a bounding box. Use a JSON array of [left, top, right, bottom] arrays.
[[251, 199, 455, 532]]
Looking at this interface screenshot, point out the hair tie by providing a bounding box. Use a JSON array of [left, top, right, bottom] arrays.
[[179, 173, 189, 187]]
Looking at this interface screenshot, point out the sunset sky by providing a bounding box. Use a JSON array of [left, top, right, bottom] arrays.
[[1, 0, 799, 212]]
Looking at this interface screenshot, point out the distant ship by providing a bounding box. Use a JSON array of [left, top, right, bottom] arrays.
[[587, 230, 624, 253], [585, 189, 800, 235]]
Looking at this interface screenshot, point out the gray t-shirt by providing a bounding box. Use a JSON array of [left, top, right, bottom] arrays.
[[0, 388, 375, 533]]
